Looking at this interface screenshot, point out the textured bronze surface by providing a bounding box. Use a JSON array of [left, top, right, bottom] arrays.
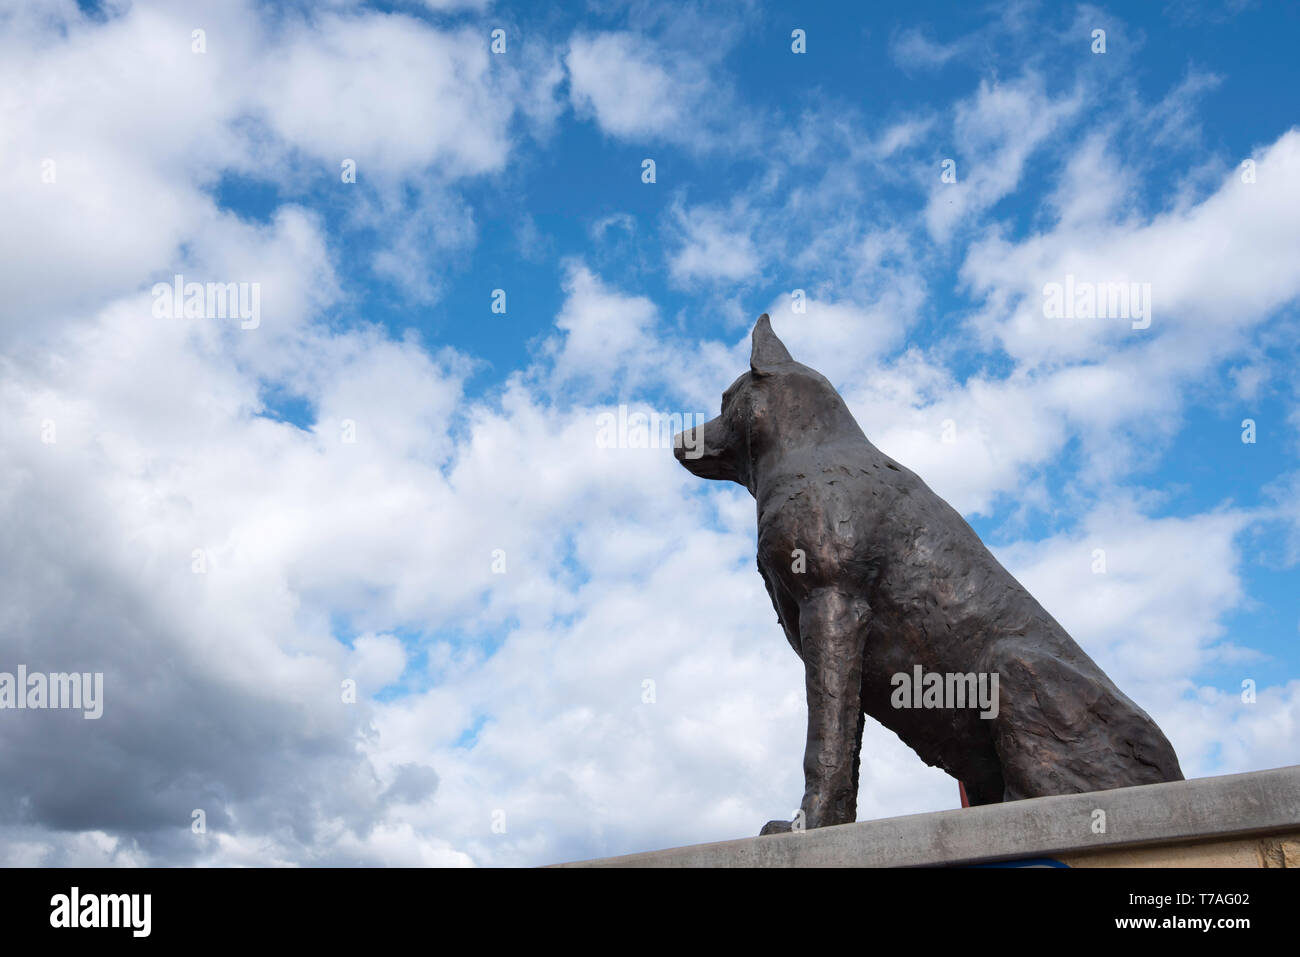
[[674, 315, 1183, 835]]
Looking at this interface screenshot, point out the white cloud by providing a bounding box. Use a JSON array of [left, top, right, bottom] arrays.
[[757, 297, 915, 388], [891, 27, 965, 69], [925, 72, 1082, 241], [871, 116, 937, 158], [0, 1, 559, 331], [994, 504, 1252, 693], [566, 32, 686, 138], [563, 28, 744, 151], [668, 202, 761, 284], [262, 15, 517, 178], [963, 128, 1300, 366], [349, 634, 409, 695], [543, 262, 667, 394]]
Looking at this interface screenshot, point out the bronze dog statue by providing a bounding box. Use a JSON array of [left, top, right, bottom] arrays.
[[674, 315, 1183, 835]]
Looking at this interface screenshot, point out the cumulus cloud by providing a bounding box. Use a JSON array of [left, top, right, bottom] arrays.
[[564, 24, 750, 152], [566, 32, 688, 139], [668, 201, 761, 284]]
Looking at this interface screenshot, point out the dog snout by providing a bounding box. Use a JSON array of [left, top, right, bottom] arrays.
[[673, 427, 697, 462]]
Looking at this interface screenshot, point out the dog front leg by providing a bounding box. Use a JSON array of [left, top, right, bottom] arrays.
[[761, 587, 869, 835]]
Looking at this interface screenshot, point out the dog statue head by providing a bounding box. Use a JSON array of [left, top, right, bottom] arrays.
[[673, 314, 859, 492]]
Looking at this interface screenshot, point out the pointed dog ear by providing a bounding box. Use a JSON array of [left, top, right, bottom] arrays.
[[750, 313, 793, 376]]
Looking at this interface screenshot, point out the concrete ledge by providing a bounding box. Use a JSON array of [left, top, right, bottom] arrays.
[[554, 765, 1300, 867]]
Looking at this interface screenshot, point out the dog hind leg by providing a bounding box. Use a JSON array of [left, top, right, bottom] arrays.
[[991, 647, 1184, 800]]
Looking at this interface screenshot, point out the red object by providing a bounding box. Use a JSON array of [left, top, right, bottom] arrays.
[[958, 781, 970, 808]]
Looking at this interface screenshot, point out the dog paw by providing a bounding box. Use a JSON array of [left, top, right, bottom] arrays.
[[759, 819, 794, 836]]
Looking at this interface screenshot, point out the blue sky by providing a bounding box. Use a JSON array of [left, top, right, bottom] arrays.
[[1, 0, 1296, 866]]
